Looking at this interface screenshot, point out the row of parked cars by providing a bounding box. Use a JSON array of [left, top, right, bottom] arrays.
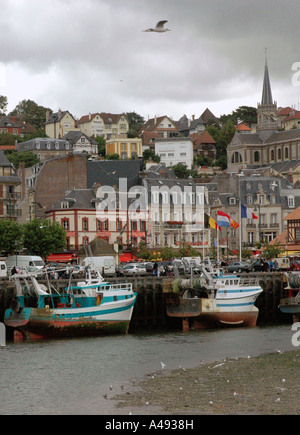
[[116, 258, 204, 277], [226, 259, 280, 273]]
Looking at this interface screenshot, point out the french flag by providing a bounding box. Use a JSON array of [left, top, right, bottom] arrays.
[[217, 210, 231, 227], [241, 203, 258, 219]]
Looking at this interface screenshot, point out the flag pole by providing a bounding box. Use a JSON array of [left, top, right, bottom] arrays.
[[239, 200, 242, 262]]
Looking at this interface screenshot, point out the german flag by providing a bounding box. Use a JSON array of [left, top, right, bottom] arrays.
[[204, 213, 221, 230]]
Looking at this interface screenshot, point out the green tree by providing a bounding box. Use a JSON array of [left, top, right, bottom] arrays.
[[142, 149, 160, 163], [9, 99, 52, 130], [94, 136, 106, 156], [0, 219, 23, 255], [23, 219, 66, 258], [261, 241, 285, 259], [126, 112, 145, 137], [0, 96, 8, 115], [105, 153, 119, 160], [4, 150, 40, 169], [219, 106, 257, 126]]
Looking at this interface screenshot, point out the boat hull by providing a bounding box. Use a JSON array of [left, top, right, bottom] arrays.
[[5, 296, 136, 338], [166, 294, 261, 329]]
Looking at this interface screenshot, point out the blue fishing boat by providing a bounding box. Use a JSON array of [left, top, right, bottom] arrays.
[[4, 269, 137, 339]]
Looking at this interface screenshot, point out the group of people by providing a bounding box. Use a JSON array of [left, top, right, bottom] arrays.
[[152, 262, 172, 277]]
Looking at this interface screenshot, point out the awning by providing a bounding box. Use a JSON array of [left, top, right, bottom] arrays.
[[119, 253, 137, 263], [47, 253, 79, 263]]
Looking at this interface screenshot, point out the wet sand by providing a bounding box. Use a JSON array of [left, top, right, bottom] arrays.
[[113, 350, 300, 415]]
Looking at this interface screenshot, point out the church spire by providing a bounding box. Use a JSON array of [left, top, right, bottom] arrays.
[[257, 49, 278, 140], [261, 48, 273, 105]]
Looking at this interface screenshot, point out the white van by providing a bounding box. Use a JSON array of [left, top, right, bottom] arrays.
[[6, 255, 45, 271], [275, 257, 290, 271], [81, 256, 116, 276]]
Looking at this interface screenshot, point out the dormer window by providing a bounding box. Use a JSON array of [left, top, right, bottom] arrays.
[[47, 141, 51, 150], [55, 141, 59, 150], [229, 197, 236, 205], [288, 196, 295, 208], [36, 140, 40, 149]]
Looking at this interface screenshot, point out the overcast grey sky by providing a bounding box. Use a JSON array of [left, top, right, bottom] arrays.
[[1, 0, 300, 121]]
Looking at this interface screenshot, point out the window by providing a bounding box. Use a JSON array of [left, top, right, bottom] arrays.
[[248, 232, 254, 244], [254, 151, 260, 162], [55, 141, 59, 150], [180, 152, 186, 156], [116, 219, 122, 231], [62, 218, 69, 231], [247, 196, 253, 205], [152, 191, 159, 204], [271, 213, 277, 224], [288, 196, 295, 208], [82, 218, 88, 231], [103, 219, 109, 231], [285, 147, 289, 159], [278, 148, 282, 160]]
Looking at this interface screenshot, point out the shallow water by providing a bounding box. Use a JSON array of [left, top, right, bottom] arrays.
[[0, 324, 296, 414]]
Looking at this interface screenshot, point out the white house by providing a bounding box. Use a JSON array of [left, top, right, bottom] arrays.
[[155, 137, 194, 169]]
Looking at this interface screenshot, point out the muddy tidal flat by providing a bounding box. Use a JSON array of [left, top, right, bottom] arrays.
[[114, 350, 300, 415]]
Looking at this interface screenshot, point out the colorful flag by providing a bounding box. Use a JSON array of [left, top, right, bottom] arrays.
[[241, 203, 258, 219], [217, 210, 231, 227], [204, 213, 221, 230], [230, 218, 239, 230], [217, 210, 239, 229]]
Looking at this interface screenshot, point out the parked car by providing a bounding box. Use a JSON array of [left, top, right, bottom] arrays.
[[227, 261, 252, 273], [251, 259, 269, 272], [122, 263, 147, 276], [140, 262, 154, 274]]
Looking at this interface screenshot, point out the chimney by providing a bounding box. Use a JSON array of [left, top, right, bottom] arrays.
[[46, 110, 50, 122], [192, 114, 195, 121], [89, 113, 91, 121], [58, 108, 62, 119]]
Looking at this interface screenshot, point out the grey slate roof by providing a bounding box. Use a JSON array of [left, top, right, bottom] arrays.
[[51, 189, 96, 210], [62, 131, 97, 145], [0, 116, 21, 128], [261, 60, 273, 105], [18, 137, 70, 152], [87, 160, 143, 190], [45, 110, 73, 125]]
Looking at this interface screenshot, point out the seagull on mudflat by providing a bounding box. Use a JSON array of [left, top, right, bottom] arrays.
[[143, 20, 170, 32]]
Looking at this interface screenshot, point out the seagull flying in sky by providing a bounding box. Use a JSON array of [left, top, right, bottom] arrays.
[[143, 20, 170, 32]]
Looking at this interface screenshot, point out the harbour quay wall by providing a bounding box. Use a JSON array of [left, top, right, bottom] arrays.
[[0, 273, 292, 333]]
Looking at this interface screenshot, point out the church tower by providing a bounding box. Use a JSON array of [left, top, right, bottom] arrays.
[[256, 51, 278, 141]]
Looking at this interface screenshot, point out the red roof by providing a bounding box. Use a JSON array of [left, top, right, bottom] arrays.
[[277, 107, 293, 116], [235, 123, 251, 131]]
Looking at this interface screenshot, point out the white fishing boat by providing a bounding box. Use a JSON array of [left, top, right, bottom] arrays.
[[166, 265, 263, 330], [4, 268, 137, 339]]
